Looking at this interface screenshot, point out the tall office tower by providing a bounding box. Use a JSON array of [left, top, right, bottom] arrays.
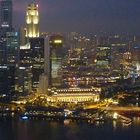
[[0, 38, 7, 65], [0, 0, 15, 101], [48, 35, 63, 87], [0, 66, 8, 97], [29, 38, 44, 91], [0, 0, 13, 65], [6, 32, 19, 65], [0, 65, 15, 101], [18, 37, 44, 94], [0, 0, 12, 36], [38, 37, 50, 94], [18, 43, 32, 94], [16, 67, 32, 94], [26, 3, 39, 38], [6, 32, 19, 97]]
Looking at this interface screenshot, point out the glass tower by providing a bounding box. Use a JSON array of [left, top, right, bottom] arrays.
[[49, 35, 63, 87]]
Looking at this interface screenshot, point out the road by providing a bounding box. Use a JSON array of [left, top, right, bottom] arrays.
[[85, 105, 140, 112]]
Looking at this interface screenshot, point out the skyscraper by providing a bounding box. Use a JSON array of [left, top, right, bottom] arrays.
[[96, 45, 111, 66], [0, 0, 13, 65], [0, 0, 16, 100], [6, 32, 19, 65], [48, 35, 63, 87], [29, 37, 44, 91], [0, 0, 12, 33], [26, 3, 39, 38], [0, 65, 16, 101], [0, 38, 7, 65]]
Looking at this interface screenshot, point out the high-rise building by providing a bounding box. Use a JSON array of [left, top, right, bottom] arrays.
[[0, 32, 18, 93], [26, 3, 39, 38], [6, 32, 19, 65], [0, 0, 16, 100], [0, 0, 13, 65], [0, 38, 7, 65], [18, 41, 32, 94], [16, 66, 32, 94], [48, 35, 63, 87], [29, 37, 44, 91], [0, 65, 9, 96], [0, 0, 12, 35], [18, 37, 44, 93], [0, 65, 15, 101], [96, 45, 111, 66]]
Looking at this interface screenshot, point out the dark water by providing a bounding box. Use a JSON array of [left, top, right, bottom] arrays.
[[0, 119, 140, 140]]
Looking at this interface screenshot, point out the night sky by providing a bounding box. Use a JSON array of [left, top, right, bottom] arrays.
[[13, 0, 140, 34]]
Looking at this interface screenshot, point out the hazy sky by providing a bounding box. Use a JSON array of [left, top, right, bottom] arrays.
[[13, 0, 140, 34]]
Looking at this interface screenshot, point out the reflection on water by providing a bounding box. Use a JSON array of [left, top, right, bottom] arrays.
[[133, 117, 140, 125], [113, 120, 117, 129], [0, 118, 140, 140]]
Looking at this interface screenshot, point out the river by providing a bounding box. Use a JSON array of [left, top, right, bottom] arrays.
[[0, 118, 140, 140]]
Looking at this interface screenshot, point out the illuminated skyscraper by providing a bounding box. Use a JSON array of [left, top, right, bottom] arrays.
[[26, 3, 39, 38]]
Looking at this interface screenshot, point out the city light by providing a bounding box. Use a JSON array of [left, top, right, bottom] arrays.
[[54, 40, 62, 44], [0, 1, 140, 139]]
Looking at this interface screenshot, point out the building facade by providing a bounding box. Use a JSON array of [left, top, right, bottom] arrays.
[[49, 35, 63, 87]]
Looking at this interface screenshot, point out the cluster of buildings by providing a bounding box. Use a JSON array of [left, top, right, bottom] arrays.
[[63, 32, 140, 88], [0, 0, 140, 103], [0, 1, 64, 101], [0, 1, 100, 103]]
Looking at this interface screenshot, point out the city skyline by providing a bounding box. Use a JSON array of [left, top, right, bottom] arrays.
[[1, 1, 140, 140], [12, 0, 140, 34]]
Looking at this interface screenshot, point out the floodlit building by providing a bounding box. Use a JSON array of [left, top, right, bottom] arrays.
[[26, 3, 39, 38], [50, 87, 101, 103]]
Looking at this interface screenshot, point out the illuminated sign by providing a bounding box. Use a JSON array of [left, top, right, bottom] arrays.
[[19, 67, 26, 70], [21, 116, 28, 120], [20, 43, 30, 50], [54, 40, 62, 44]]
